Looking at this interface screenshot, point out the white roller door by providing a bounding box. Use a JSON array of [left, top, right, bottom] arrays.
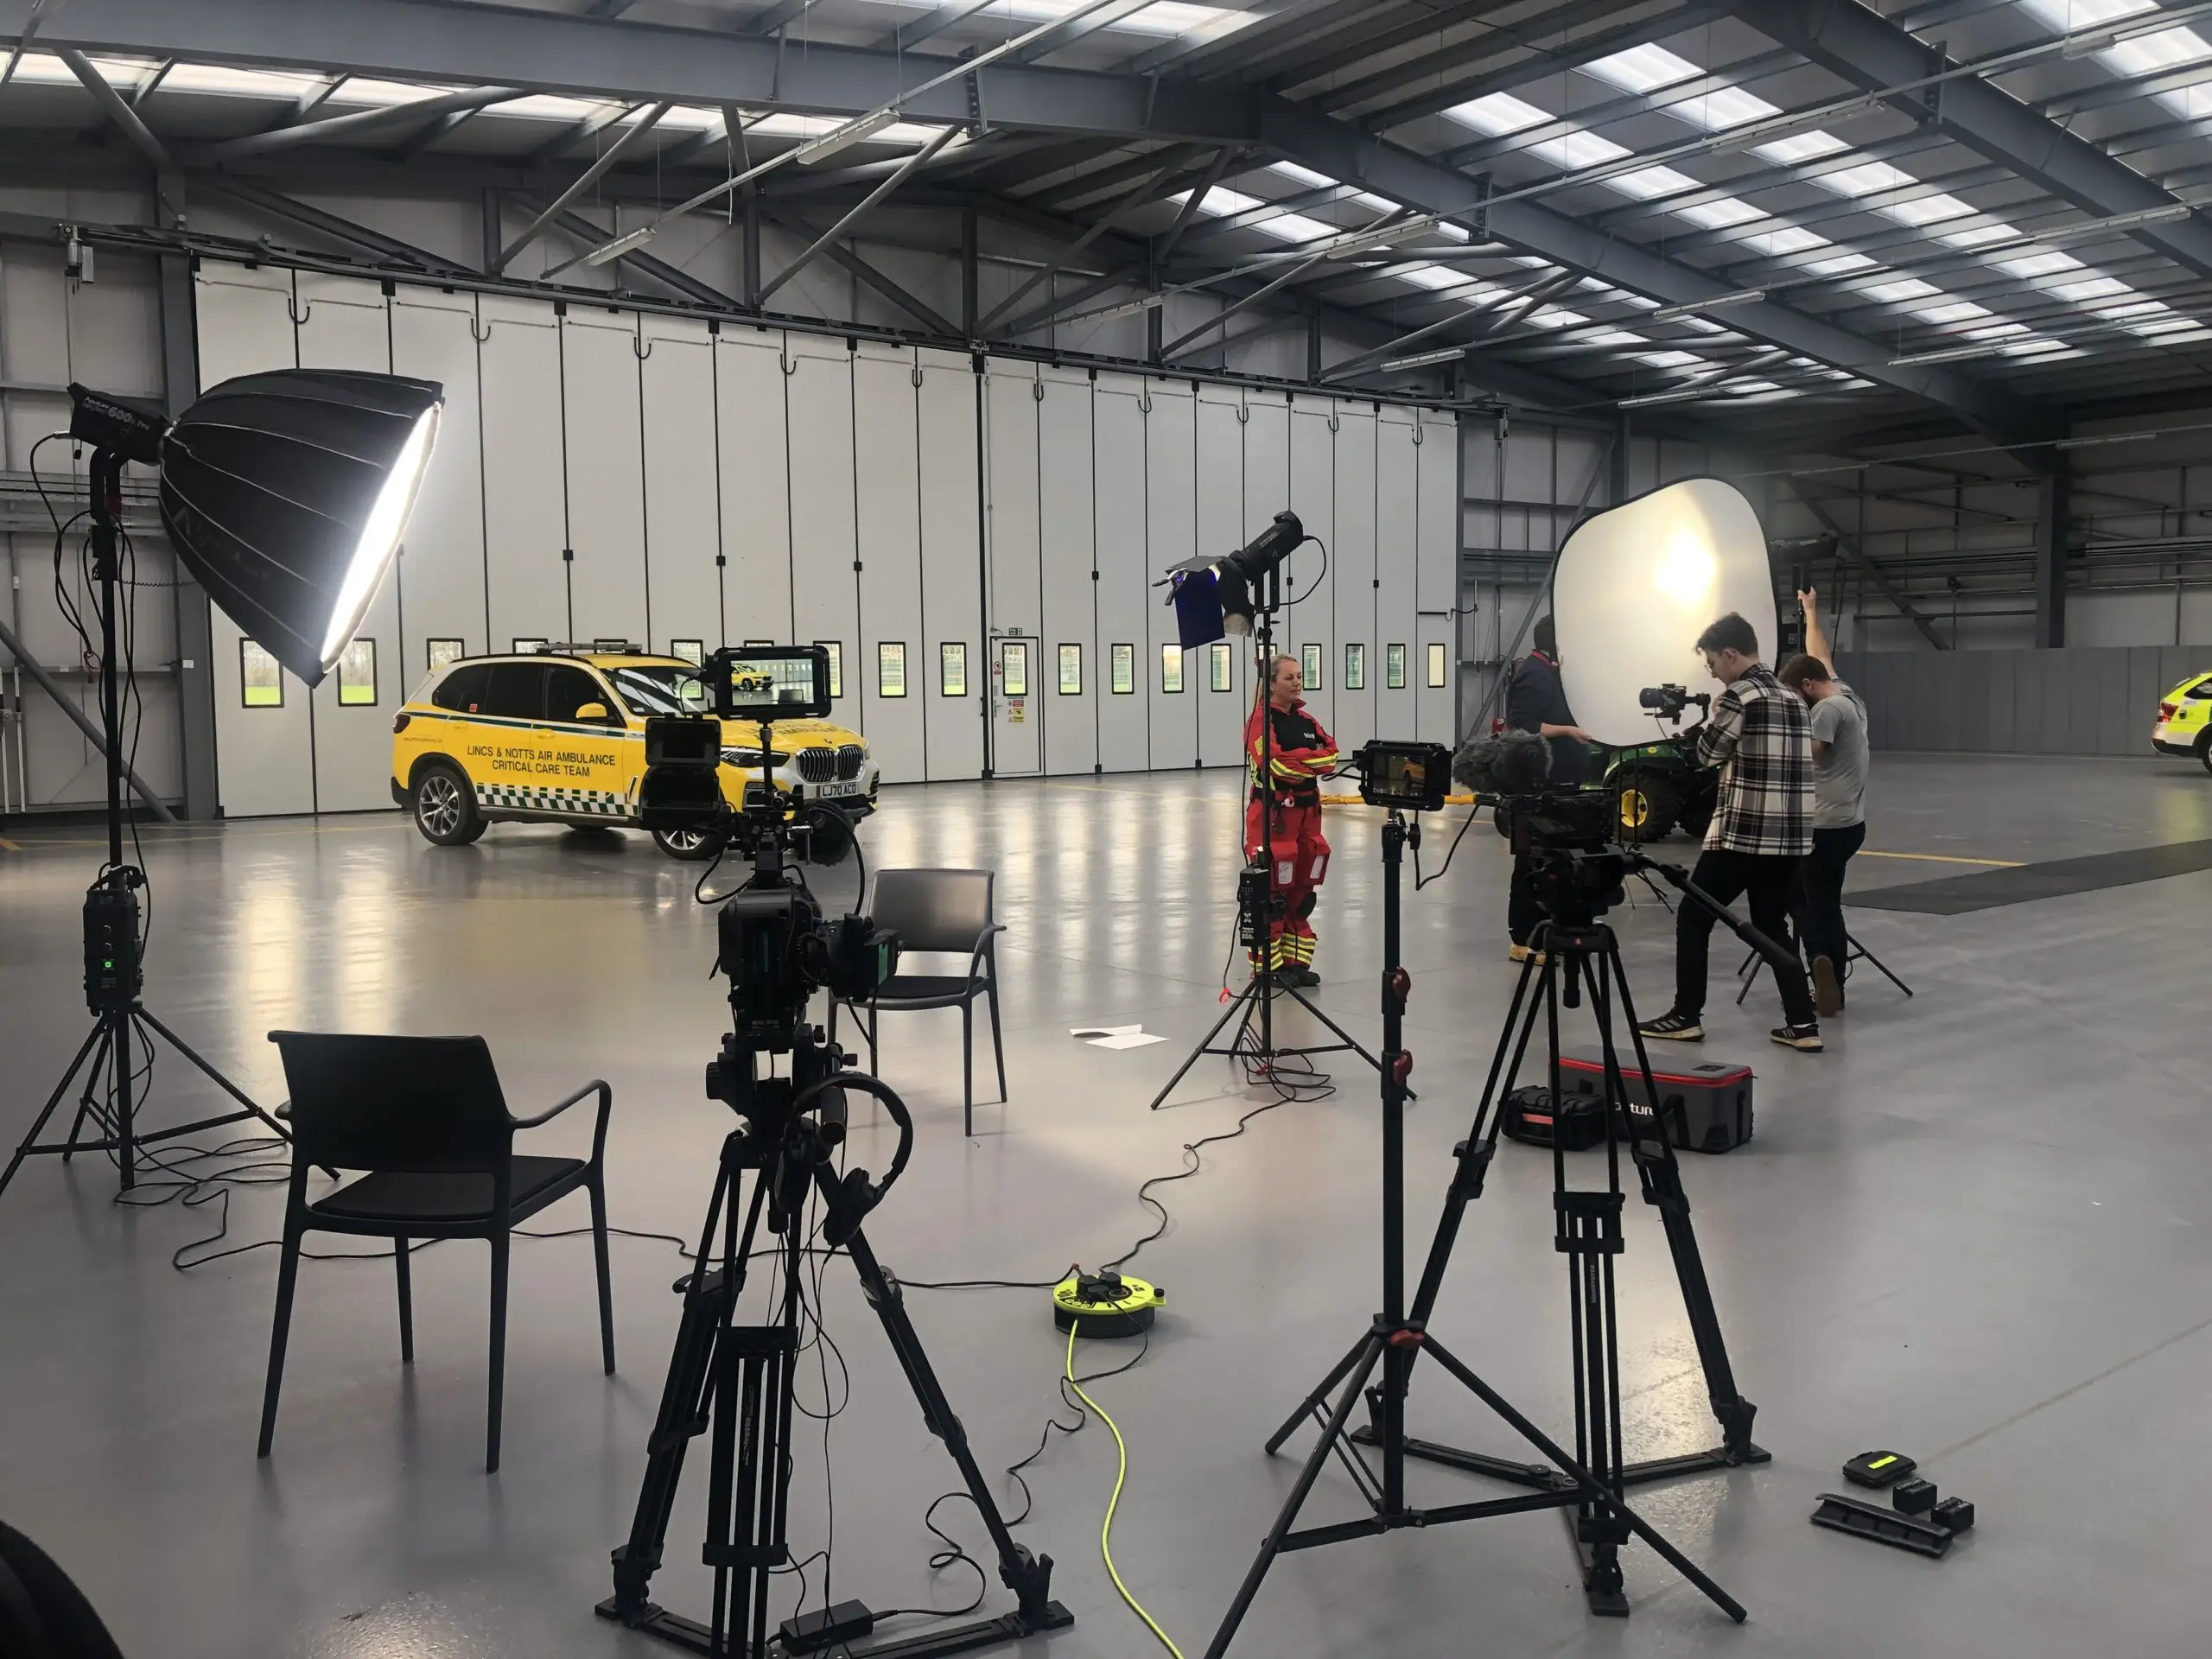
[[477, 295, 568, 652], [854, 344, 925, 782], [715, 330, 792, 645], [1414, 409, 1459, 744], [1143, 380, 1198, 772], [1376, 409, 1419, 741], [1194, 385, 1245, 767], [639, 316, 721, 658], [295, 273, 398, 812], [561, 311, 648, 648], [1093, 377, 1149, 773], [1333, 405, 1378, 754], [390, 293, 488, 685], [1287, 403, 1337, 737], [197, 265, 310, 818], [916, 350, 984, 780], [1038, 368, 1096, 777], [785, 338, 859, 728], [982, 364, 1041, 776]]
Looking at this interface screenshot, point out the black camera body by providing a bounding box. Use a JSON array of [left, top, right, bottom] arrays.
[[1638, 683, 1711, 724]]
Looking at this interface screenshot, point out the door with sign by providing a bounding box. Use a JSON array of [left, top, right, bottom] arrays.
[[993, 635, 1041, 775]]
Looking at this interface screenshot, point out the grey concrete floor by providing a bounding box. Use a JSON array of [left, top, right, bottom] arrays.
[[2, 753, 2209, 1659]]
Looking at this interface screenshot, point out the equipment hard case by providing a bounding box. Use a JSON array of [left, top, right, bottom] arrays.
[[1556, 1046, 1754, 1154]]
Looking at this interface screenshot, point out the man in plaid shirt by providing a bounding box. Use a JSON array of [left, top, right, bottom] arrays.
[[1638, 612, 1822, 1052]]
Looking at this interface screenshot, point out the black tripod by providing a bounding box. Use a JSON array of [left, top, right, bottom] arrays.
[[1736, 931, 1912, 1004], [0, 448, 288, 1204], [600, 1033, 1071, 1659], [1150, 566, 1382, 1111], [1204, 829, 1754, 1656]]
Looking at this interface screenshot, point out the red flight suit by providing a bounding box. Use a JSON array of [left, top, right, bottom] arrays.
[[1244, 694, 1337, 973]]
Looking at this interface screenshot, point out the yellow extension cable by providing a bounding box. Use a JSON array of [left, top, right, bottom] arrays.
[[1063, 1325, 1186, 1659]]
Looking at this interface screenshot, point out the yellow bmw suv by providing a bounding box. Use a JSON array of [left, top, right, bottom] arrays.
[[391, 646, 879, 858], [2152, 671, 2212, 773]]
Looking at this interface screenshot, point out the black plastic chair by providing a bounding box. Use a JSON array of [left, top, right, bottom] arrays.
[[831, 868, 1006, 1136], [257, 1031, 614, 1472]]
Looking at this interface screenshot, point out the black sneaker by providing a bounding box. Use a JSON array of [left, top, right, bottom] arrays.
[[1638, 1011, 1704, 1042], [1770, 1023, 1823, 1052]]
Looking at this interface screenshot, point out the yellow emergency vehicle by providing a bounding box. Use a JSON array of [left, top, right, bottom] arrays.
[[2152, 671, 2212, 773], [390, 646, 878, 858]]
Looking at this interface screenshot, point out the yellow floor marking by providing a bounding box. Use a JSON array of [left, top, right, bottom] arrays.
[[0, 835, 21, 851], [1859, 849, 2023, 868]]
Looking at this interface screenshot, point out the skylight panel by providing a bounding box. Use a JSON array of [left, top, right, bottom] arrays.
[[2017, 2, 2212, 124], [1885, 194, 1975, 226], [1938, 223, 2018, 248], [1734, 224, 1827, 255], [160, 61, 328, 99], [1527, 129, 1633, 171], [1912, 301, 1993, 324], [1674, 197, 1768, 230], [1396, 265, 1478, 290], [1610, 164, 1701, 200], [1799, 251, 1878, 276], [1821, 160, 1915, 196], [1444, 92, 1550, 137], [1859, 278, 1941, 302], [1750, 130, 1849, 166], [1580, 329, 1651, 346], [2045, 276, 2130, 302], [1269, 162, 1337, 191], [1582, 42, 1702, 95], [1637, 349, 1703, 368], [877, 1, 1242, 37], [1529, 308, 1587, 328], [1995, 251, 2082, 278]]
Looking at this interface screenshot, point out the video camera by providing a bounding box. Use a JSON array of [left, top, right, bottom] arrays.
[[1638, 683, 1711, 725], [637, 645, 841, 861], [1452, 729, 1625, 921]]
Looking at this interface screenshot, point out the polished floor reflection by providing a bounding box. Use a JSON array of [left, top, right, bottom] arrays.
[[2, 753, 2209, 1658]]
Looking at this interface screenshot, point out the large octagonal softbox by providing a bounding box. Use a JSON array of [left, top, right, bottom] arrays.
[[158, 368, 443, 687], [1552, 477, 1777, 749]]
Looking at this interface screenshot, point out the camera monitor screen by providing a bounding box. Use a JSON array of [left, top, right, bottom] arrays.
[[718, 645, 832, 721], [1551, 478, 1777, 750]]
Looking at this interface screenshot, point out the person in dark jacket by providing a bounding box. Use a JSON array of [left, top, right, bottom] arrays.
[[1503, 614, 1591, 960]]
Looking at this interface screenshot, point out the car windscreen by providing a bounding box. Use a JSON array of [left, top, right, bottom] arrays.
[[606, 664, 715, 718]]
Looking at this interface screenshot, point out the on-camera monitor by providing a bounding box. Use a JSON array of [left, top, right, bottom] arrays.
[[721, 645, 832, 721]]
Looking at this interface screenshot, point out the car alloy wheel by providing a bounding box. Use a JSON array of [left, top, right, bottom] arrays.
[[418, 772, 464, 836]]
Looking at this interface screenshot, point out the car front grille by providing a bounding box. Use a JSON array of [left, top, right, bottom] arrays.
[[796, 747, 837, 784], [836, 744, 864, 780]]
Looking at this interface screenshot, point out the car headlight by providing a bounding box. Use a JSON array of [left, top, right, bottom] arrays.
[[722, 747, 791, 768]]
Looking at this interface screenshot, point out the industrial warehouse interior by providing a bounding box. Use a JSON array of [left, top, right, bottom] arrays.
[[3, 3, 2209, 1657]]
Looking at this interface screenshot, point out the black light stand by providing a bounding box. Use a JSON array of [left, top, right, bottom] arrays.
[[1148, 558, 1384, 1111], [601, 1027, 1070, 1659], [1735, 932, 1912, 1004], [0, 448, 289, 1204], [1200, 822, 1748, 1657]]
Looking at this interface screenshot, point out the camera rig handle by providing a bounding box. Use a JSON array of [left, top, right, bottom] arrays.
[[791, 1068, 914, 1248], [1630, 855, 1799, 979]]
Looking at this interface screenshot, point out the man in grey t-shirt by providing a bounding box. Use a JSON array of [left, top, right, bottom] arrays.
[[1778, 589, 1866, 1017]]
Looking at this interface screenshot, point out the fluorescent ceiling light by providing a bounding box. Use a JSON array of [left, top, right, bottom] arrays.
[[583, 225, 658, 266], [1379, 346, 1466, 372], [1649, 288, 1766, 322], [1323, 216, 1440, 258], [2054, 430, 2159, 448], [1617, 385, 1725, 408], [2030, 201, 2195, 241], [796, 107, 900, 164], [1888, 340, 2037, 366]]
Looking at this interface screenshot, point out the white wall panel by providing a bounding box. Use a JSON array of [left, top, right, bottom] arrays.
[[296, 273, 400, 811], [916, 351, 984, 780], [1195, 386, 1245, 767], [390, 293, 488, 683], [1038, 369, 1097, 776], [1288, 404, 1337, 736], [1333, 406, 1378, 753], [1093, 380, 1148, 772], [983, 365, 1042, 775], [477, 295, 569, 651], [1376, 409, 1419, 741], [715, 331, 792, 645], [1415, 409, 1459, 744], [854, 346, 926, 781], [1144, 380, 1198, 771], [639, 316, 721, 658], [561, 312, 648, 647], [785, 340, 860, 728], [197, 266, 312, 817]]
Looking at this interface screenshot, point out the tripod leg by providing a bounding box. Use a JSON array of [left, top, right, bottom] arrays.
[[68, 1027, 118, 1162], [1148, 983, 1258, 1110], [2, 1022, 105, 1194], [1601, 951, 1763, 1466], [1278, 987, 1388, 1076], [1201, 1333, 1385, 1659], [1262, 1330, 1371, 1454], [836, 1217, 1067, 1633], [1849, 935, 1913, 996]]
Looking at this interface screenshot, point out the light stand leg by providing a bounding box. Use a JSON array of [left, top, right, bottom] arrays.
[[1147, 980, 1263, 1110], [0, 1022, 106, 1196], [1847, 932, 1912, 996]]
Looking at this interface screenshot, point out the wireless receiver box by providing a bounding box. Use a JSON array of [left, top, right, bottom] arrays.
[[1555, 1046, 1754, 1154]]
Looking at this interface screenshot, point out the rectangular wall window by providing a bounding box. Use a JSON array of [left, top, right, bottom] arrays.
[[940, 643, 967, 697], [1344, 643, 1365, 690], [1001, 639, 1029, 697], [1160, 644, 1184, 693], [1210, 641, 1232, 691], [427, 638, 466, 672], [878, 641, 907, 697], [336, 638, 378, 706], [1110, 643, 1135, 695], [512, 638, 548, 655], [1058, 643, 1083, 695], [1386, 643, 1407, 690], [1426, 642, 1447, 688], [671, 639, 704, 664], [1300, 644, 1321, 688], [815, 640, 843, 699], [241, 640, 283, 708]]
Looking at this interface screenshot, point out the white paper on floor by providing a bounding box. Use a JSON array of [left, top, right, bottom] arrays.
[[1070, 1024, 1167, 1049]]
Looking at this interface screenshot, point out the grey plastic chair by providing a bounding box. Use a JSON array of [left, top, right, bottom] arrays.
[[257, 1031, 614, 1472], [831, 868, 1006, 1136]]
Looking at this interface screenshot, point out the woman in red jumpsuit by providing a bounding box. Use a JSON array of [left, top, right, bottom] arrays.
[[1245, 654, 1337, 985]]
